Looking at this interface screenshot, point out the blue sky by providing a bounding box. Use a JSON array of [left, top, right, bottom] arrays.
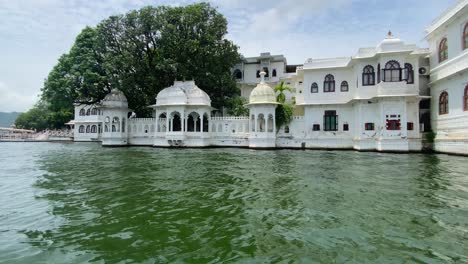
[[0, 0, 457, 112]]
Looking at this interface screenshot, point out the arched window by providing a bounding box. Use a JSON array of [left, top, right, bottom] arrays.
[[311, 82, 318, 93], [86, 109, 90, 116], [263, 67, 269, 77], [86, 125, 90, 133], [439, 91, 449, 115], [323, 74, 335, 92], [272, 69, 277, 77], [464, 23, 468, 50], [340, 81, 349, 92], [257, 114, 265, 132], [404, 63, 414, 84], [91, 125, 97, 133], [79, 109, 85, 116], [362, 65, 375, 86], [112, 117, 120, 132], [104, 125, 109, 132], [464, 85, 468, 111], [233, 69, 242, 80], [256, 70, 260, 78], [78, 125, 85, 133], [91, 108, 98, 115], [383, 60, 401, 82], [267, 114, 274, 132], [439, 38, 448, 62]]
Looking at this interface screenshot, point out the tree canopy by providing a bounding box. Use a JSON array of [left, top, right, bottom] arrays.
[[17, 3, 241, 130]]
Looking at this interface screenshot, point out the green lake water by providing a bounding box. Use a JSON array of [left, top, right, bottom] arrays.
[[0, 142, 467, 263]]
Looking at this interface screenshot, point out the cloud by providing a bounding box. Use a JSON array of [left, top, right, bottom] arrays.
[[0, 82, 39, 113], [0, 0, 459, 112]]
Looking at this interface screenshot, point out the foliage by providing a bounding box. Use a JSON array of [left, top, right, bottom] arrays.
[[226, 96, 249, 116], [274, 81, 294, 104], [15, 102, 48, 131], [274, 81, 295, 131], [275, 104, 294, 132], [30, 2, 241, 130], [425, 131, 436, 143]]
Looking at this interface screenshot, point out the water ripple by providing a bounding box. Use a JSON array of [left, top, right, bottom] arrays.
[[0, 143, 467, 263]]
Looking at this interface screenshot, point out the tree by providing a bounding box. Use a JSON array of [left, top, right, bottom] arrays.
[[226, 96, 249, 116], [14, 102, 50, 131], [22, 3, 241, 130], [274, 81, 294, 104], [274, 81, 295, 131]]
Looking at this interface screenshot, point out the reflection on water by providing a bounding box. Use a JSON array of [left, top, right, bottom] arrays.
[[0, 143, 468, 263]]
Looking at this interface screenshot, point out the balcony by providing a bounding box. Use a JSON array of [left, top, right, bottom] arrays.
[[377, 81, 417, 97]]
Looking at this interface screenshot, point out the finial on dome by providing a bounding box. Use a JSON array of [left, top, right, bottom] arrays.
[[387, 30, 394, 39], [260, 70, 266, 84]]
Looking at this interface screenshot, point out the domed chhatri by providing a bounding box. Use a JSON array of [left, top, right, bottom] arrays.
[[248, 71, 277, 105], [101, 88, 128, 108], [156, 80, 211, 107]]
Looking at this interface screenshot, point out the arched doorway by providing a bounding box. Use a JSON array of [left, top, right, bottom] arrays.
[[203, 113, 209, 132], [171, 112, 182, 132]]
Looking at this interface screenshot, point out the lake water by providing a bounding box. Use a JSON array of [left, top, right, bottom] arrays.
[[0, 142, 467, 263]]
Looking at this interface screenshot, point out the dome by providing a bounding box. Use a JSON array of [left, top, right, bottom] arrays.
[[377, 31, 405, 52], [101, 88, 128, 108], [248, 71, 277, 105], [155, 81, 211, 107]]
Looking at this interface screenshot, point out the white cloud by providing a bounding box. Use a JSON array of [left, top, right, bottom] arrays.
[[0, 82, 39, 112], [0, 0, 459, 112]]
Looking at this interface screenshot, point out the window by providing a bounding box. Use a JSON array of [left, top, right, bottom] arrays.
[[313, 124, 320, 131], [272, 69, 277, 77], [407, 122, 414, 131], [383, 60, 401, 82], [323, 110, 338, 131], [343, 123, 349, 131], [386, 119, 401, 130], [78, 125, 85, 133], [377, 63, 381, 83], [91, 108, 98, 115], [464, 85, 468, 111], [256, 70, 260, 78], [233, 69, 242, 79], [86, 125, 90, 133], [263, 67, 269, 77], [311, 82, 318, 93], [86, 109, 90, 116], [91, 125, 97, 133], [464, 23, 468, 50], [340, 81, 349, 92], [365, 123, 374, 131], [439, 38, 448, 62], [362, 65, 375, 86], [439, 91, 449, 115], [284, 126, 289, 134], [323, 74, 335, 92], [403, 63, 414, 84], [79, 109, 85, 116]]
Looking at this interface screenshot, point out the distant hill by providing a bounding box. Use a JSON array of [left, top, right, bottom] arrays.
[[0, 112, 22, 127]]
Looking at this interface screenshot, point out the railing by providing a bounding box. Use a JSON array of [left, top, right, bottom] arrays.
[[211, 116, 249, 121]]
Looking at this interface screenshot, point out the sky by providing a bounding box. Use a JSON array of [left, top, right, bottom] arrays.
[[0, 0, 458, 112]]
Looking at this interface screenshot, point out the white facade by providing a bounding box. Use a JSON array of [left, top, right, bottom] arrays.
[[426, 0, 468, 155], [233, 52, 301, 103], [68, 1, 468, 154]]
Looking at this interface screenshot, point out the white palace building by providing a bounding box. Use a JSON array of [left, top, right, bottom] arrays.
[[69, 0, 468, 155]]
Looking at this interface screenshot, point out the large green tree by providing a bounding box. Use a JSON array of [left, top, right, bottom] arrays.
[[24, 3, 240, 130]]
